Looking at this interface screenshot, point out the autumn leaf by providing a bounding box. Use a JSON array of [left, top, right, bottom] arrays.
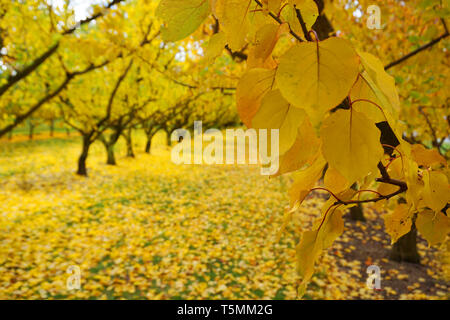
[[252, 89, 306, 155], [272, 115, 321, 177], [350, 76, 386, 123], [281, 1, 318, 40], [320, 109, 383, 183], [383, 203, 413, 244], [236, 68, 276, 128], [203, 32, 227, 63], [156, 0, 211, 42], [324, 166, 350, 194], [296, 201, 344, 296], [411, 144, 446, 167], [358, 52, 400, 116], [416, 209, 450, 247], [422, 170, 450, 213], [276, 37, 360, 123], [247, 23, 288, 69], [289, 155, 326, 207], [213, 0, 252, 50]]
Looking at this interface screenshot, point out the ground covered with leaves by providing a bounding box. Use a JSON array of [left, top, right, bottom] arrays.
[[0, 133, 448, 299]]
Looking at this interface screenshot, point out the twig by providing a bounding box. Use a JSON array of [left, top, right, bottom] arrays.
[[331, 162, 407, 206], [253, 0, 304, 42], [295, 8, 312, 41]]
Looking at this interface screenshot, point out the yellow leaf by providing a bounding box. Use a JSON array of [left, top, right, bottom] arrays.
[[416, 209, 450, 247], [383, 203, 413, 244], [276, 202, 299, 242], [355, 51, 402, 139], [247, 23, 288, 69], [296, 201, 343, 296], [324, 166, 350, 194], [236, 68, 276, 127], [281, 1, 318, 40], [214, 0, 252, 50], [268, 0, 282, 13], [252, 89, 306, 154], [350, 76, 386, 123], [272, 116, 321, 177], [422, 170, 450, 213], [289, 0, 306, 5], [296, 230, 321, 281], [411, 144, 446, 168], [320, 109, 383, 183], [289, 155, 326, 206], [399, 142, 424, 209], [276, 37, 359, 122], [312, 203, 345, 249], [358, 52, 400, 115], [203, 32, 227, 63], [156, 0, 211, 42]]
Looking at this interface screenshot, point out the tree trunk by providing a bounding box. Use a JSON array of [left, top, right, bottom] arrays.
[[389, 223, 420, 263], [100, 138, 116, 166], [124, 128, 135, 158], [165, 129, 171, 146], [145, 134, 153, 154], [77, 135, 91, 176], [349, 203, 366, 221], [28, 122, 35, 140], [100, 131, 120, 165], [106, 143, 116, 165], [8, 130, 12, 141], [349, 184, 365, 221], [49, 119, 55, 137]]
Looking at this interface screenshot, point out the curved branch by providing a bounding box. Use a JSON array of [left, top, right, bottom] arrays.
[[332, 162, 408, 206], [385, 31, 449, 70]]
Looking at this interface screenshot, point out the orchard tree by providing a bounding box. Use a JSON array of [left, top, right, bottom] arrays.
[[98, 66, 156, 165], [155, 0, 450, 296], [58, 0, 162, 175], [59, 58, 134, 175]]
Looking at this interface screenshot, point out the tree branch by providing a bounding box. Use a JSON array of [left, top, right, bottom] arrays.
[[295, 8, 312, 41], [384, 31, 449, 70], [95, 59, 134, 134], [0, 62, 108, 138], [332, 162, 408, 206]]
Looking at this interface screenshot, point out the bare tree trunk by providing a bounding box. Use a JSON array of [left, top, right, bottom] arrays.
[[106, 143, 116, 165], [100, 137, 117, 166], [145, 131, 154, 154], [77, 135, 91, 176], [390, 223, 420, 263], [100, 130, 121, 165], [165, 129, 172, 146], [124, 128, 135, 158], [49, 119, 55, 137], [28, 121, 35, 140], [349, 184, 365, 221], [350, 203, 366, 221], [145, 138, 152, 153]]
